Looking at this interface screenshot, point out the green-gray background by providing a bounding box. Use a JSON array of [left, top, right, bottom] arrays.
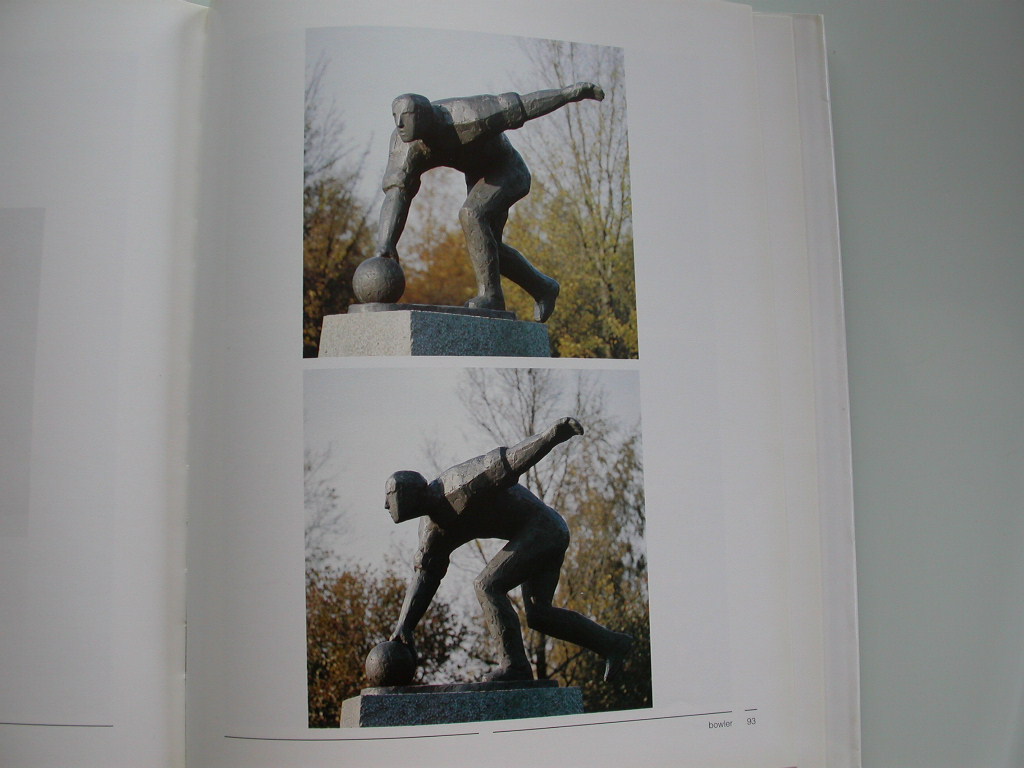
[[745, 2, 1023, 766]]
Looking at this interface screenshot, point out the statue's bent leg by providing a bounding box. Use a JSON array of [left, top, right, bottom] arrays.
[[461, 159, 548, 315], [473, 544, 536, 681], [460, 176, 510, 312], [459, 201, 504, 312]]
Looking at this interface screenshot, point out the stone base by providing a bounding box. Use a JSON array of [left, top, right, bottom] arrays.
[[318, 308, 550, 357], [348, 302, 517, 320], [340, 680, 583, 727]]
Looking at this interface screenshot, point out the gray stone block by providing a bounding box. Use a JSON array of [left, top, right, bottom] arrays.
[[340, 680, 583, 727], [318, 309, 550, 357]]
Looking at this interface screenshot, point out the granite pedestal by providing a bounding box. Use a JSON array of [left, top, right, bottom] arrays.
[[318, 305, 550, 357], [340, 679, 583, 727]]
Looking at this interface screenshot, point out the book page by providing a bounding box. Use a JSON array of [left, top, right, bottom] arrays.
[[0, 1, 205, 766], [187, 1, 857, 766], [753, 14, 859, 768]]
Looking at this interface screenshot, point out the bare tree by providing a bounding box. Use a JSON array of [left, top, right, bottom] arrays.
[[507, 41, 637, 358], [303, 56, 375, 356], [304, 445, 348, 580]]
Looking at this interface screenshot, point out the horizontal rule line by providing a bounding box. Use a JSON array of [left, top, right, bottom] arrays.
[[494, 710, 735, 733], [0, 722, 114, 728], [224, 731, 480, 742], [222, 708, 748, 740]]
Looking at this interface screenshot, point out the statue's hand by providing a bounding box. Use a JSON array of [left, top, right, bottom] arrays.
[[551, 416, 585, 443], [376, 243, 400, 262], [568, 82, 605, 102], [389, 626, 418, 661]]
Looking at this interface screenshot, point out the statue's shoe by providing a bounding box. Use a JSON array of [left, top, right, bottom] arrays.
[[483, 664, 534, 683], [533, 277, 560, 323], [603, 632, 635, 682], [465, 293, 506, 312]]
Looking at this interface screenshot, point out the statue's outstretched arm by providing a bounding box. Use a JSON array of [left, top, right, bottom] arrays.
[[520, 82, 604, 122], [505, 417, 584, 477]]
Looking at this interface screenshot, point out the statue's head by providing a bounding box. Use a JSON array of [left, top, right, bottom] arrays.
[[391, 93, 433, 143], [384, 470, 429, 523]]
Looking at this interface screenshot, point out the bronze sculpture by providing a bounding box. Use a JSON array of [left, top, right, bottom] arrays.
[[367, 83, 605, 321], [384, 417, 633, 683]]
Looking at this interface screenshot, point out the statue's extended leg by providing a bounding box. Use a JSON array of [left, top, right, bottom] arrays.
[[523, 555, 634, 682], [498, 244, 560, 323], [490, 202, 559, 322]]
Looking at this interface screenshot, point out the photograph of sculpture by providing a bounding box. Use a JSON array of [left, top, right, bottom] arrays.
[[304, 367, 651, 727], [304, 27, 637, 359]]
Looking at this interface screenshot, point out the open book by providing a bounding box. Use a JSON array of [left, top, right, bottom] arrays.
[[0, 0, 859, 766]]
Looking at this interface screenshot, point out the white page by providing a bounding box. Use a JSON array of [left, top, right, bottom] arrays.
[[187, 1, 856, 766], [0, 2, 205, 766], [753, 13, 859, 768], [786, 16, 860, 767]]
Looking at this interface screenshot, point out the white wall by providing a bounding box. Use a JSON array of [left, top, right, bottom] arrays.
[[744, 2, 1024, 766]]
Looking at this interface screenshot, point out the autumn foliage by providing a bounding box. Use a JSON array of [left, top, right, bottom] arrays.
[[306, 565, 468, 727]]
